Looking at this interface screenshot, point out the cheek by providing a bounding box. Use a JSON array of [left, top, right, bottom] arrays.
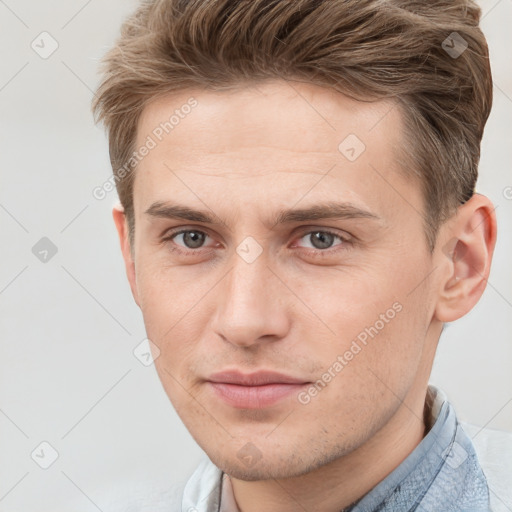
[[135, 256, 203, 328], [293, 268, 404, 343], [134, 266, 198, 367], [300, 260, 431, 385]]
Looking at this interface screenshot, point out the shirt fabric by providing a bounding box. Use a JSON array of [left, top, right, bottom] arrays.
[[181, 385, 492, 512]]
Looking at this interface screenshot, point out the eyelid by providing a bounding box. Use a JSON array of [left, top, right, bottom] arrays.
[[291, 229, 350, 253], [162, 225, 352, 240], [162, 228, 217, 250], [161, 224, 216, 240], [293, 226, 352, 242], [161, 225, 354, 254]]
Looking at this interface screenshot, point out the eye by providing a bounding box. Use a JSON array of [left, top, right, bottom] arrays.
[[162, 229, 214, 253], [161, 227, 350, 257], [295, 230, 346, 251]]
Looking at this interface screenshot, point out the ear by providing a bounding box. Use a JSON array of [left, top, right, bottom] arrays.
[[112, 202, 140, 308], [434, 194, 497, 322]]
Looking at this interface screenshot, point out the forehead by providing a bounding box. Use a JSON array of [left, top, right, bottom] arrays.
[[136, 80, 404, 159], [132, 80, 418, 225]]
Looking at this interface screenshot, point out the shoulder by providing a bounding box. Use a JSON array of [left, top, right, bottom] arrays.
[[96, 456, 222, 512], [93, 479, 187, 512], [460, 421, 512, 512]]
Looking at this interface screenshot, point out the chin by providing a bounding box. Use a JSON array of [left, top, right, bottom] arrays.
[[210, 448, 334, 481], [220, 461, 301, 481]]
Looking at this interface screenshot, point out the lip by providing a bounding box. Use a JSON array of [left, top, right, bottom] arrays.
[[208, 370, 308, 386], [206, 370, 310, 409]]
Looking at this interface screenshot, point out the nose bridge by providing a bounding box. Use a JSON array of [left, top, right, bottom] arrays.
[[211, 249, 288, 347]]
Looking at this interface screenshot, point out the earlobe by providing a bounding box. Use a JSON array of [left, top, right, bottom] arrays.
[[112, 203, 141, 308], [434, 194, 497, 323]]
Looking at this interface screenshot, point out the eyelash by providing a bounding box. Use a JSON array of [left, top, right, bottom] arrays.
[[160, 228, 352, 258]]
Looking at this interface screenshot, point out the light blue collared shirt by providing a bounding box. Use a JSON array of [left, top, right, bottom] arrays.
[[182, 386, 491, 512]]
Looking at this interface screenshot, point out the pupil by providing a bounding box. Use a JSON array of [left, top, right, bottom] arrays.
[[184, 231, 205, 248], [311, 231, 333, 249]]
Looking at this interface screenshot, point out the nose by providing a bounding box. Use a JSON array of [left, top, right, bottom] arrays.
[[210, 251, 290, 348]]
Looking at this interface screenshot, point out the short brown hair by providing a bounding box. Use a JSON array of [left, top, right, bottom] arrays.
[[92, 0, 493, 250]]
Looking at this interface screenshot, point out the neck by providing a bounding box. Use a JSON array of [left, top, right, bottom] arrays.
[[230, 383, 429, 512]]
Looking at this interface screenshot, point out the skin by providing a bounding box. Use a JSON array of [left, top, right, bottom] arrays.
[[113, 80, 497, 512]]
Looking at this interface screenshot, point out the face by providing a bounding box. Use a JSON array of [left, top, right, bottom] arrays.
[[124, 80, 442, 480]]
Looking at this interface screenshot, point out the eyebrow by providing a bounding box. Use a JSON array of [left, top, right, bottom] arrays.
[[144, 200, 381, 228]]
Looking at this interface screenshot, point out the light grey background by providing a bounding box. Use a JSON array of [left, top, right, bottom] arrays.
[[0, 1, 511, 510]]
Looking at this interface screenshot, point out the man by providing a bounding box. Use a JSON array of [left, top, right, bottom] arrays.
[[92, 0, 507, 510]]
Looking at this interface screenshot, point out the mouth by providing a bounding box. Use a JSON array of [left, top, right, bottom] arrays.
[[206, 370, 311, 409]]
